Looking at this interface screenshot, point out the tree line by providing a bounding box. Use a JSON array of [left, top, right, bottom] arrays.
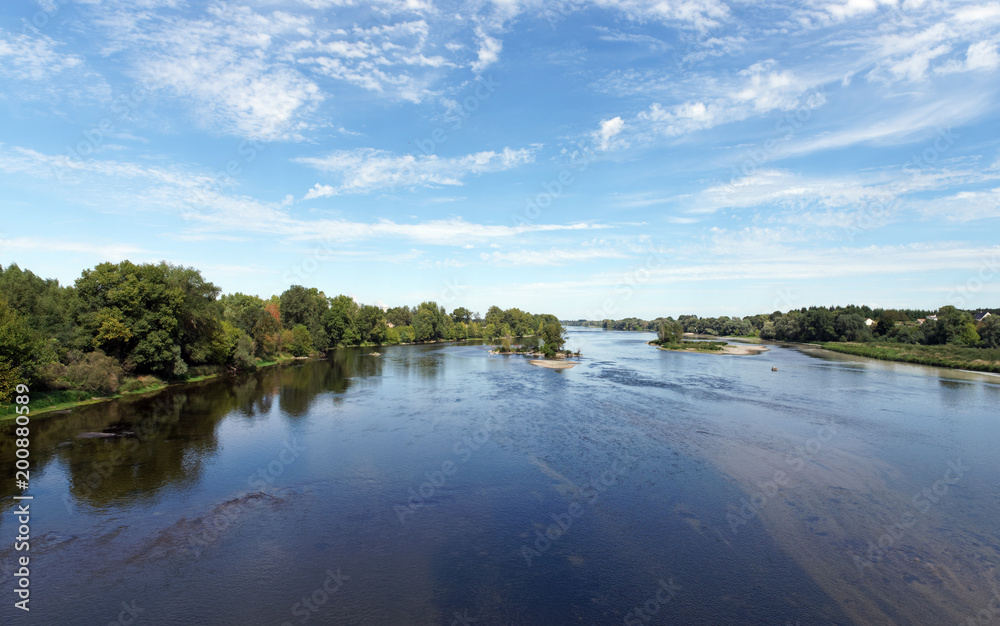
[[0, 261, 564, 401], [568, 304, 1000, 349]]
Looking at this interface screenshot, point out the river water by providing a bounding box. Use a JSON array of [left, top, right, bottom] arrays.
[[1, 328, 998, 625]]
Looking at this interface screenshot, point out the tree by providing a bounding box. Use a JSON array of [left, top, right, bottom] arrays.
[[0, 263, 77, 349], [323, 295, 358, 346], [451, 307, 472, 323], [978, 316, 1000, 348], [657, 320, 683, 345], [874, 317, 895, 337], [75, 261, 194, 377], [803, 308, 836, 342], [888, 324, 923, 344], [412, 307, 436, 342], [355, 304, 386, 344], [484, 305, 504, 328], [835, 313, 872, 342], [0, 298, 43, 401], [541, 321, 565, 351], [926, 306, 977, 345], [412, 301, 448, 342], [385, 305, 412, 327], [170, 265, 226, 366], [289, 325, 312, 357], [280, 285, 329, 349]]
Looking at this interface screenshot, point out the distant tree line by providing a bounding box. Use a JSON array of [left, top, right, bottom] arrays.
[[0, 261, 563, 401], [567, 304, 999, 349]]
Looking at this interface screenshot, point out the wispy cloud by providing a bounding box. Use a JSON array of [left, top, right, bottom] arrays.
[[297, 146, 539, 196], [480, 246, 631, 266]]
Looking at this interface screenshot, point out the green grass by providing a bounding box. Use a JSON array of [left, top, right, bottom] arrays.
[[0, 389, 97, 421], [820, 342, 1000, 373]]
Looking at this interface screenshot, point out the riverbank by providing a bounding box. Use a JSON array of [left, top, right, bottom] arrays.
[[0, 354, 301, 423], [818, 341, 1000, 373]]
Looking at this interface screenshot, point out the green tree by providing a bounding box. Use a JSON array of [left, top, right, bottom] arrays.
[[451, 307, 472, 323], [0, 263, 77, 348], [803, 308, 836, 342], [355, 304, 386, 344], [323, 295, 358, 346], [657, 320, 683, 345], [220, 293, 281, 358], [412, 301, 448, 341], [541, 321, 565, 351], [385, 305, 412, 327], [926, 306, 977, 345], [0, 298, 43, 401], [170, 265, 226, 365], [874, 317, 895, 337], [835, 313, 872, 342], [978, 316, 1000, 348], [412, 307, 436, 342], [280, 285, 329, 349], [75, 261, 192, 377], [289, 325, 312, 357]]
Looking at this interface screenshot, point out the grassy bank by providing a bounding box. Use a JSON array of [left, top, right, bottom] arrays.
[[819, 342, 1000, 374], [0, 379, 169, 422], [0, 354, 307, 422], [651, 340, 729, 353]]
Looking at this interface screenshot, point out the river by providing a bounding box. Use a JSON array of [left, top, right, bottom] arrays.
[[1, 328, 998, 624]]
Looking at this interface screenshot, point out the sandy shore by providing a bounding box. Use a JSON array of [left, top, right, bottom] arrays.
[[529, 360, 579, 369], [720, 344, 769, 355]]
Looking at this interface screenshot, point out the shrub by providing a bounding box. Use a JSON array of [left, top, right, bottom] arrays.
[[120, 375, 163, 393], [43, 350, 123, 395]]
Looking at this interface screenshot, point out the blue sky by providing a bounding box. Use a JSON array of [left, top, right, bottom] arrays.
[[1, 0, 998, 319]]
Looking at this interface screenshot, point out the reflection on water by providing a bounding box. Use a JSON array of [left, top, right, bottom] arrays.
[[0, 332, 998, 625]]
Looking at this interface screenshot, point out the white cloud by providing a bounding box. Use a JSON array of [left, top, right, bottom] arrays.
[[916, 187, 1000, 221], [938, 40, 1000, 74], [603, 60, 824, 147], [480, 246, 630, 266], [588, 0, 730, 30], [965, 40, 1000, 70], [0, 236, 148, 262], [470, 28, 503, 73], [0, 32, 83, 81], [296, 146, 539, 195], [594, 116, 627, 151]]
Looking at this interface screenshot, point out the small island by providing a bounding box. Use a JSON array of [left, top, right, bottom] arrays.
[[648, 321, 769, 356], [649, 340, 769, 355], [489, 323, 581, 368]]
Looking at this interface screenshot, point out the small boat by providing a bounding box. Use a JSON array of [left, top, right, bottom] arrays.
[[771, 367, 779, 372], [368, 352, 381, 357]]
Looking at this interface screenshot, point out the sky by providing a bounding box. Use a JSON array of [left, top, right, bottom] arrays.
[[1, 0, 998, 320]]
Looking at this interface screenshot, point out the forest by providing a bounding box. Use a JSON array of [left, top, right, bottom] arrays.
[[0, 261, 564, 403], [568, 304, 999, 349]]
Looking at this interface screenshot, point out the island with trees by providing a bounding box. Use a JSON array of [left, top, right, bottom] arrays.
[[0, 261, 566, 418], [568, 304, 1000, 372]]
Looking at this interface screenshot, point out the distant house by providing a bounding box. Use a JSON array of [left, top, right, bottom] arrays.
[[975, 312, 992, 322], [926, 315, 938, 322], [865, 318, 875, 327], [917, 319, 925, 324]]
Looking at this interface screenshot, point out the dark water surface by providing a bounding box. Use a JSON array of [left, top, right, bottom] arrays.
[[2, 329, 998, 625]]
